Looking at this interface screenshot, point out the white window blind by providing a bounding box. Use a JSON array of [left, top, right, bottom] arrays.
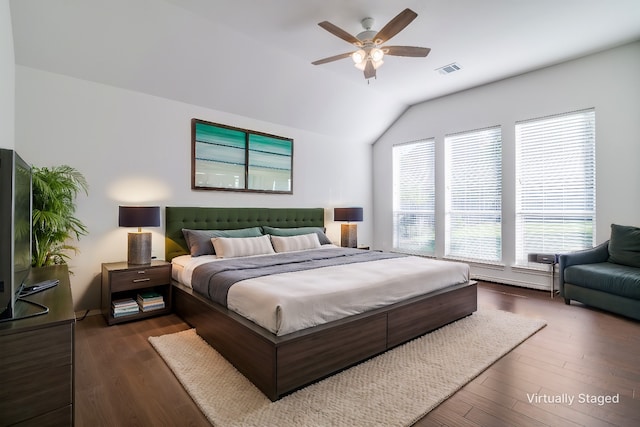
[[515, 109, 596, 263], [445, 126, 502, 262], [392, 140, 435, 255]]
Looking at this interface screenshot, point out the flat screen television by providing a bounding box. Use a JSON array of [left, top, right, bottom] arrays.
[[0, 148, 32, 321]]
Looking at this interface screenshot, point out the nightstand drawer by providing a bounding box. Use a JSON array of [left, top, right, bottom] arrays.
[[110, 266, 170, 292]]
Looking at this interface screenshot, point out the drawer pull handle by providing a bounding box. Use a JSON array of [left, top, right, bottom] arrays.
[[132, 278, 151, 283]]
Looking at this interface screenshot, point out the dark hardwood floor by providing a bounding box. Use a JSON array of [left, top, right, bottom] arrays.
[[75, 282, 640, 426]]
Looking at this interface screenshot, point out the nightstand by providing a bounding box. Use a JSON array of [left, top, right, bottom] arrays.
[[101, 260, 172, 325]]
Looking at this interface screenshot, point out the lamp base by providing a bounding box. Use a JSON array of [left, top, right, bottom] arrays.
[[340, 223, 358, 248], [128, 232, 152, 265]]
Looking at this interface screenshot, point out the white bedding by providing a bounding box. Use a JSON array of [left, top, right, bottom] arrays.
[[172, 250, 470, 336]]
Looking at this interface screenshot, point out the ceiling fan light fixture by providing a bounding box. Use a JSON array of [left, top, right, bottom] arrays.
[[352, 49, 366, 64], [312, 9, 429, 80], [370, 47, 384, 62]]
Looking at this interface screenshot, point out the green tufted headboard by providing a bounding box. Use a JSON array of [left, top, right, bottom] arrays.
[[165, 207, 326, 261]]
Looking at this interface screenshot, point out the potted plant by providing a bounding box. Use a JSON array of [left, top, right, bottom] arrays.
[[31, 165, 88, 267]]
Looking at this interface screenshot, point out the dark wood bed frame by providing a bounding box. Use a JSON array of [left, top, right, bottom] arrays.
[[165, 207, 477, 401]]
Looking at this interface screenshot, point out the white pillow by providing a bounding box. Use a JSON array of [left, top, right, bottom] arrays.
[[270, 233, 321, 253], [211, 235, 275, 258]]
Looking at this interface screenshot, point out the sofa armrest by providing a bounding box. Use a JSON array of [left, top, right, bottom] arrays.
[[558, 240, 609, 295]]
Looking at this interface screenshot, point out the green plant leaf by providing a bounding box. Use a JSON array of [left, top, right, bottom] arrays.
[[31, 165, 89, 268]]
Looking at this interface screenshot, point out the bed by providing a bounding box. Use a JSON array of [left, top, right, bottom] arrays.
[[165, 207, 477, 401]]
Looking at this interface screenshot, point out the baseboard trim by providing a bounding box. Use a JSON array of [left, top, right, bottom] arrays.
[[75, 309, 102, 320], [471, 274, 550, 291]]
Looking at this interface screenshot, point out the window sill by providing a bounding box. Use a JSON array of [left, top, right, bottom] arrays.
[[512, 263, 554, 275], [443, 256, 505, 270]]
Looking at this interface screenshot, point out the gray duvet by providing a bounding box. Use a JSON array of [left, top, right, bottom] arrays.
[[191, 247, 405, 306]]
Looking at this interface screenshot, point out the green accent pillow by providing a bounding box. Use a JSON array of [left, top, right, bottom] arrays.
[[182, 227, 263, 256], [262, 226, 332, 245], [608, 224, 640, 268]]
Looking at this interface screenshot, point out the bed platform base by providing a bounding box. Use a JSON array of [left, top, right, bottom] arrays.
[[172, 280, 477, 401], [165, 207, 477, 401]]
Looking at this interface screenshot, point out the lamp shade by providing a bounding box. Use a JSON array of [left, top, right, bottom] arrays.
[[118, 206, 160, 228], [334, 207, 363, 222]]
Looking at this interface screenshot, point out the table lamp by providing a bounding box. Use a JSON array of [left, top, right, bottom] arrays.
[[334, 207, 363, 248], [118, 206, 160, 264]]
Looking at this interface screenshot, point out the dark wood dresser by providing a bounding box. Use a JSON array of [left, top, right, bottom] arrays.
[[0, 265, 75, 426]]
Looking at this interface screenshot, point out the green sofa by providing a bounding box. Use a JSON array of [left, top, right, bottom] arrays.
[[558, 224, 640, 321]]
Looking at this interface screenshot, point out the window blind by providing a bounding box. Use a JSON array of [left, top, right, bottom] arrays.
[[392, 140, 435, 255], [515, 109, 596, 263], [445, 126, 502, 262]]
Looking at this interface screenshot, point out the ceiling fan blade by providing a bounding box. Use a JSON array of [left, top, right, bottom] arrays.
[[318, 21, 362, 46], [312, 52, 353, 65], [364, 60, 376, 79], [373, 8, 418, 44], [384, 46, 431, 57]]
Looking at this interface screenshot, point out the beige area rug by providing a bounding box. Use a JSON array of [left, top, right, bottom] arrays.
[[149, 310, 546, 427]]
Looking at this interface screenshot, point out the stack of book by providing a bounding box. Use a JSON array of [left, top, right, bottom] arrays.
[[137, 291, 165, 312], [112, 298, 139, 318]]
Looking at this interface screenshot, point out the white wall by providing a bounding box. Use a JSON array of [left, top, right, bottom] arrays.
[[373, 41, 640, 290], [15, 66, 373, 310], [0, 0, 14, 149]]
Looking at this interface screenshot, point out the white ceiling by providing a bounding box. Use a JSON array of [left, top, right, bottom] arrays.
[[10, 0, 640, 145]]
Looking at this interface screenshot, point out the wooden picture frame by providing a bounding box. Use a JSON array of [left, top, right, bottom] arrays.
[[191, 118, 293, 194]]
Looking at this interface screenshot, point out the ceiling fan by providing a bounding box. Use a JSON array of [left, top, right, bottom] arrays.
[[312, 8, 431, 80]]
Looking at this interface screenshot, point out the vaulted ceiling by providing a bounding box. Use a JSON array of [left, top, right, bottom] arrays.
[[10, 0, 640, 145]]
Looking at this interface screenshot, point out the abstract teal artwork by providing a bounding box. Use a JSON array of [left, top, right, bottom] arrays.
[[191, 119, 293, 193]]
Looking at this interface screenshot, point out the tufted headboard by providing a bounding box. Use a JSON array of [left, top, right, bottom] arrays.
[[165, 207, 325, 261]]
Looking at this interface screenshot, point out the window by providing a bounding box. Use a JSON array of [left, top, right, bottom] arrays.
[[515, 109, 596, 263], [445, 126, 502, 262], [392, 140, 435, 255]]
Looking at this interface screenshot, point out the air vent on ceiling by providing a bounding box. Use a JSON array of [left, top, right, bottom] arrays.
[[436, 62, 462, 75]]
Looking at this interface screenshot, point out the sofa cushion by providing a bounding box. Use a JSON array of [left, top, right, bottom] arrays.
[[608, 224, 640, 268], [565, 262, 640, 300]]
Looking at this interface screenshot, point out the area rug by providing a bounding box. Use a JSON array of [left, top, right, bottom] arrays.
[[149, 310, 545, 427]]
